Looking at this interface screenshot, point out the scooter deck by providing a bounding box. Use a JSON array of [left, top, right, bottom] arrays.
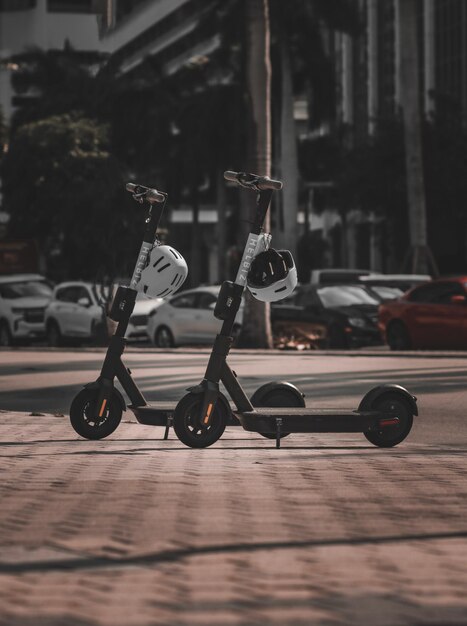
[[235, 407, 398, 434], [130, 404, 174, 426]]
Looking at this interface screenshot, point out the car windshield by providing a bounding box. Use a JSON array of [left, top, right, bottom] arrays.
[[317, 285, 379, 308], [0, 280, 53, 299], [368, 285, 404, 301]]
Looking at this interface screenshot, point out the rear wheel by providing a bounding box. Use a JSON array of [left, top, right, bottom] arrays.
[[251, 383, 305, 439], [364, 392, 414, 447], [173, 392, 226, 448], [386, 321, 411, 351], [70, 387, 123, 440], [0, 321, 13, 347], [47, 320, 63, 347], [154, 325, 175, 348]]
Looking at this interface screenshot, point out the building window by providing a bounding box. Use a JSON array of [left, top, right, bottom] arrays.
[[47, 0, 95, 13], [0, 0, 36, 10]]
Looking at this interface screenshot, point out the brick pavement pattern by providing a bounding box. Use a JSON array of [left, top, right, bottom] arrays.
[[1, 410, 467, 625]]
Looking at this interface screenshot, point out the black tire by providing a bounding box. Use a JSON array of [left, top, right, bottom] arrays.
[[364, 392, 414, 448], [154, 325, 175, 348], [328, 324, 348, 349], [0, 321, 13, 347], [46, 320, 63, 347], [173, 392, 226, 448], [251, 384, 306, 439], [386, 321, 411, 351], [70, 387, 123, 440]]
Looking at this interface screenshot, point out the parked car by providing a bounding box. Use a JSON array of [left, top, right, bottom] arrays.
[[379, 276, 467, 350], [45, 281, 163, 345], [147, 286, 244, 347], [0, 274, 53, 346], [310, 268, 378, 285], [271, 283, 382, 349], [359, 274, 431, 301]]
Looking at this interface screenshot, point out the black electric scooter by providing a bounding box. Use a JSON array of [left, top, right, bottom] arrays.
[[70, 182, 179, 440], [170, 170, 418, 449]]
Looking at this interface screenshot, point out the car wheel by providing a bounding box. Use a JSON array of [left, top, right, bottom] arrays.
[[0, 321, 13, 347], [154, 325, 175, 348], [327, 324, 348, 349], [231, 324, 242, 347], [386, 321, 411, 351], [46, 320, 63, 347]]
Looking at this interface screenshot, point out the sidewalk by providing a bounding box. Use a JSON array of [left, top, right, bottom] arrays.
[[1, 410, 467, 625]]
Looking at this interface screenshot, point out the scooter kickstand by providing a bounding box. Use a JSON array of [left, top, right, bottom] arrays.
[[163, 416, 173, 440], [275, 418, 283, 449]]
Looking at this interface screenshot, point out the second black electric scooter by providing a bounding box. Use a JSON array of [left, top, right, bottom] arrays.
[[170, 170, 418, 449]]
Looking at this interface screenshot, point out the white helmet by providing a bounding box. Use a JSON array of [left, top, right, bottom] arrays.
[[137, 245, 188, 298], [247, 248, 297, 302]]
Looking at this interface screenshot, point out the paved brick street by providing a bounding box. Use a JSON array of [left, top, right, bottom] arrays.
[[1, 405, 467, 625]]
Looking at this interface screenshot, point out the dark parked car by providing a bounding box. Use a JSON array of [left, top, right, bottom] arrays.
[[272, 284, 382, 349], [379, 277, 467, 350]]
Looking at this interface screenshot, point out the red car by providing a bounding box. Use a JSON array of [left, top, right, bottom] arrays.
[[379, 277, 467, 350]]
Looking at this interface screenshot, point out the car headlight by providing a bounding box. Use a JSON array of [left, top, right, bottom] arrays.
[[348, 317, 366, 328], [11, 308, 27, 317]]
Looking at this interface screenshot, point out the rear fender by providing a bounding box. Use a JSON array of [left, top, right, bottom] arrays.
[[358, 384, 418, 416], [250, 381, 305, 406]]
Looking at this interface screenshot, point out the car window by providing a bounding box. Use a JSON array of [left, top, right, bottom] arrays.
[[65, 286, 90, 304], [56, 287, 73, 302], [0, 280, 52, 299], [369, 286, 404, 301], [196, 292, 218, 309], [408, 282, 464, 303], [316, 285, 379, 308], [170, 293, 197, 308]]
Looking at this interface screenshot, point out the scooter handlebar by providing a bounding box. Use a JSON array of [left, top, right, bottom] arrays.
[[126, 182, 166, 203], [224, 170, 283, 191]]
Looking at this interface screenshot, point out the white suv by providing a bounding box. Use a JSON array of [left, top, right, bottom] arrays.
[[0, 274, 53, 346], [45, 281, 162, 345]]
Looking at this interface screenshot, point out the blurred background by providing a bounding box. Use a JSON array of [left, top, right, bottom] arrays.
[[0, 0, 466, 350]]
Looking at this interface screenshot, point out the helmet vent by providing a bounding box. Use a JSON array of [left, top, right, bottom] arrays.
[[152, 256, 164, 268], [171, 273, 180, 286], [157, 263, 171, 273], [157, 288, 171, 297], [143, 285, 148, 294], [274, 285, 287, 293], [169, 248, 179, 259], [175, 274, 184, 287]]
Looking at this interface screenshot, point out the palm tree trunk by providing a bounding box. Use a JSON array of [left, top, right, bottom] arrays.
[[397, 0, 434, 274], [278, 37, 298, 257], [237, 0, 273, 349]]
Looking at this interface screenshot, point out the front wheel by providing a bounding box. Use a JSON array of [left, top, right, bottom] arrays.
[[173, 393, 226, 448], [251, 382, 305, 439], [364, 392, 414, 447], [70, 387, 123, 440], [154, 325, 175, 348]]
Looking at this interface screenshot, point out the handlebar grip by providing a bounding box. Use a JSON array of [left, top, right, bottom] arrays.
[[223, 170, 283, 191], [125, 182, 166, 203]]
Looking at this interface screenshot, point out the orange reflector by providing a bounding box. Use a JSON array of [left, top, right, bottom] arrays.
[[203, 403, 213, 424], [379, 417, 399, 428], [99, 399, 107, 417]]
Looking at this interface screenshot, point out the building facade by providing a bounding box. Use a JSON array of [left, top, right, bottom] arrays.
[[327, 0, 467, 272]]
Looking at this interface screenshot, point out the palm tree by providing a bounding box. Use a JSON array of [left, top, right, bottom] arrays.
[[397, 0, 438, 274], [235, 0, 274, 349]]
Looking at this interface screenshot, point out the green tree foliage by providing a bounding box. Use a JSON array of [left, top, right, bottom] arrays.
[[1, 112, 137, 280]]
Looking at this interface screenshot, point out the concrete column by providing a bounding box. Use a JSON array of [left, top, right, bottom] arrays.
[[394, 0, 401, 106], [342, 34, 354, 124], [424, 0, 435, 116], [367, 0, 378, 134]]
